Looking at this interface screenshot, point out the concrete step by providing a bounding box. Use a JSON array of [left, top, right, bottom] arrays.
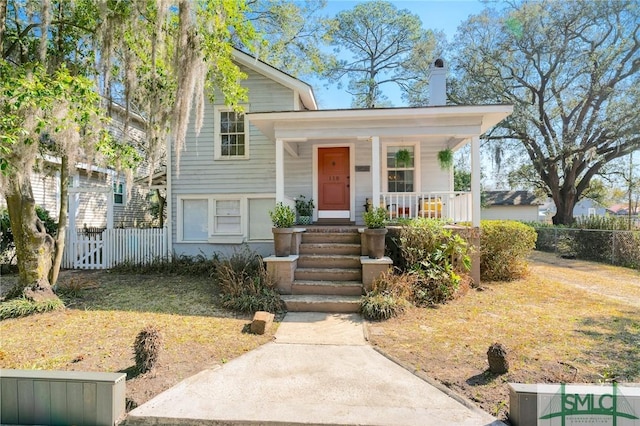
[[292, 280, 364, 296], [281, 294, 362, 313], [295, 267, 362, 282], [301, 232, 361, 245], [299, 243, 361, 256], [297, 254, 361, 269]]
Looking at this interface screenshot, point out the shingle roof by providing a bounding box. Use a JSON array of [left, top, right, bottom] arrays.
[[483, 191, 541, 206]]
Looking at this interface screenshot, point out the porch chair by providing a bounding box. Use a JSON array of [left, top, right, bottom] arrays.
[[418, 198, 442, 218]]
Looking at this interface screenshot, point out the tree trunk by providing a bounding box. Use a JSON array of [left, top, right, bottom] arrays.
[[50, 155, 69, 287], [0, 0, 7, 55], [156, 188, 166, 228], [552, 190, 576, 226], [5, 176, 58, 302]]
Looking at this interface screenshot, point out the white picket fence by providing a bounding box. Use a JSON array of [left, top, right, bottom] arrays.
[[62, 227, 168, 270]]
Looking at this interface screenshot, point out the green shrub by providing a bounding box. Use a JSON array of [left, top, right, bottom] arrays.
[[112, 253, 219, 276], [0, 297, 65, 320], [395, 218, 470, 303], [480, 220, 537, 281], [213, 246, 284, 314], [410, 265, 462, 306]]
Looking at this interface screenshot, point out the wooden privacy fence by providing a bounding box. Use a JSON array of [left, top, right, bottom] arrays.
[[62, 227, 168, 270]]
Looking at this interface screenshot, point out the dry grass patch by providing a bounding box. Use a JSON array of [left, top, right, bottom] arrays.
[[367, 256, 640, 421], [0, 270, 277, 408]]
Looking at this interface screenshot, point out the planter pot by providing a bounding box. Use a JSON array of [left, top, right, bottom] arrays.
[[364, 228, 388, 259], [297, 215, 312, 225], [272, 228, 294, 257]]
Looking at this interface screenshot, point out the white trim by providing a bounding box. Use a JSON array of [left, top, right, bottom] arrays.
[[471, 136, 481, 227], [382, 142, 421, 193], [312, 144, 356, 222], [214, 105, 250, 160], [176, 193, 275, 243], [372, 137, 380, 205], [276, 139, 285, 203], [318, 210, 350, 219]]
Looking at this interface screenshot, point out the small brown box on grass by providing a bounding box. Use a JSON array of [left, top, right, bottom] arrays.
[[251, 311, 274, 335]]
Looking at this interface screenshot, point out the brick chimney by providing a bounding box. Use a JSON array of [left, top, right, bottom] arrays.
[[428, 58, 447, 106]]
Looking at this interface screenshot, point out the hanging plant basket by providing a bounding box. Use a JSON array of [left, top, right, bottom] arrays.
[[395, 149, 412, 167], [437, 148, 454, 170]]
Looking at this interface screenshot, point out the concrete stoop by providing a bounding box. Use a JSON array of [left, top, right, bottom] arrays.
[[285, 227, 364, 313]]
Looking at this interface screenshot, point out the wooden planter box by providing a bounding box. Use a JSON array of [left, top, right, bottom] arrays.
[[0, 369, 126, 426]]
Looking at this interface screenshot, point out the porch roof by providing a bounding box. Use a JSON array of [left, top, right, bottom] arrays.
[[248, 104, 513, 146]]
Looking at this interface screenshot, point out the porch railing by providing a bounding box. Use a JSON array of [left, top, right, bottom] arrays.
[[379, 192, 472, 223]]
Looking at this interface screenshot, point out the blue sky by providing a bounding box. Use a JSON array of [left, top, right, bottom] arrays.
[[311, 0, 487, 109]]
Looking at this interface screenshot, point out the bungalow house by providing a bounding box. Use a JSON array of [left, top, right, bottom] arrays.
[[168, 50, 512, 254], [165, 50, 512, 310]]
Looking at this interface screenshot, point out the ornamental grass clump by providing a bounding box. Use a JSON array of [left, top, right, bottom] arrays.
[[134, 325, 163, 374], [0, 297, 64, 320], [360, 270, 412, 321], [213, 246, 284, 313]]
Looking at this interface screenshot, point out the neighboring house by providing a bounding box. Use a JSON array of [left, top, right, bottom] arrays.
[[573, 197, 607, 218], [165, 50, 513, 257], [1, 104, 152, 229], [608, 203, 640, 217], [539, 197, 608, 223], [481, 191, 541, 222]]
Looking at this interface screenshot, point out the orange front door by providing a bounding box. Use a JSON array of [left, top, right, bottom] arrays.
[[318, 147, 350, 211]]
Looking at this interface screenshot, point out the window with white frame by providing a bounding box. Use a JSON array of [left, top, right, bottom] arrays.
[[178, 196, 244, 242], [215, 106, 248, 159], [182, 199, 208, 241], [113, 180, 124, 204], [386, 145, 415, 192]]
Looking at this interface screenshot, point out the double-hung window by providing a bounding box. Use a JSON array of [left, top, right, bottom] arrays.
[[386, 145, 416, 192], [213, 199, 241, 234], [214, 106, 249, 159], [113, 180, 124, 205], [178, 196, 243, 242]]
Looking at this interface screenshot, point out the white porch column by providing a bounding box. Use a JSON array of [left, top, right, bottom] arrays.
[[275, 138, 285, 202], [471, 136, 481, 227], [371, 136, 380, 206]]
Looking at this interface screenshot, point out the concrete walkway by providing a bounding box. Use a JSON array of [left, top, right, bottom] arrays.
[[125, 313, 501, 426]]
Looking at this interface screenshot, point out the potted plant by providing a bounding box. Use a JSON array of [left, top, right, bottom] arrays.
[[295, 195, 314, 225], [363, 206, 388, 259], [269, 202, 296, 257], [437, 148, 453, 170]]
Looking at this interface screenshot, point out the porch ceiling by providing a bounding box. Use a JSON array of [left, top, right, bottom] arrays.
[[248, 104, 513, 143]]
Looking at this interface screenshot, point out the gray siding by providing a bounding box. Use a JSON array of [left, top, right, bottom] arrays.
[[171, 66, 296, 248]]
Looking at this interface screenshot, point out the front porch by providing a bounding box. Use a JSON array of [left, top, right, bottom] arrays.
[[249, 105, 513, 228]]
